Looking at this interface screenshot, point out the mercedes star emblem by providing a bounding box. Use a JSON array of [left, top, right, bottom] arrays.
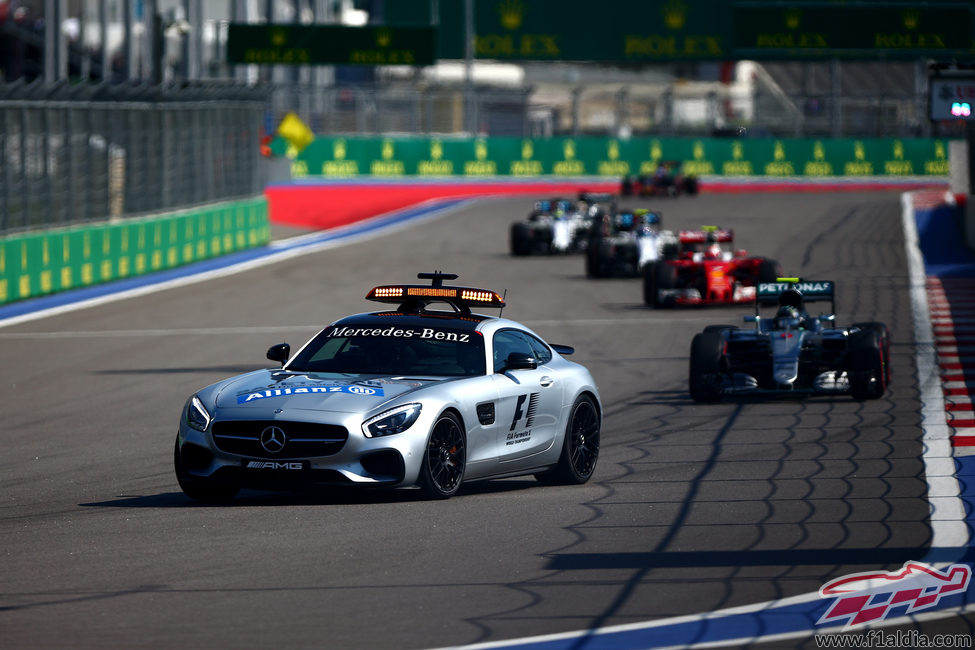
[[260, 426, 286, 454]]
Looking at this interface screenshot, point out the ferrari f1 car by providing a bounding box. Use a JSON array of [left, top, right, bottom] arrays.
[[510, 197, 594, 256], [175, 272, 602, 501], [643, 227, 781, 307], [620, 160, 699, 198], [688, 279, 890, 401], [586, 208, 678, 278]]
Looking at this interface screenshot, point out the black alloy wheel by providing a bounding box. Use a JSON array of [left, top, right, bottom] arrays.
[[420, 412, 467, 499], [544, 395, 600, 485]]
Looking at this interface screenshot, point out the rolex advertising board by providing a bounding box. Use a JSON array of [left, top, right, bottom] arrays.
[[282, 137, 952, 180]]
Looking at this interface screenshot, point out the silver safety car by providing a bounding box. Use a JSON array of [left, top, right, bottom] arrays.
[[175, 272, 602, 501]]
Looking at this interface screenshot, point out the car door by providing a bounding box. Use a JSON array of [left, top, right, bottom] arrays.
[[490, 329, 564, 465]]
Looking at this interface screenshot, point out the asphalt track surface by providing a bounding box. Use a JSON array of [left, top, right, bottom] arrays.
[[2, 191, 973, 648]]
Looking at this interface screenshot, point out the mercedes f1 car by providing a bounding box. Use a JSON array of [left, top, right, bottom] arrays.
[[688, 279, 890, 401], [586, 209, 678, 278], [175, 272, 602, 501], [643, 227, 781, 307]]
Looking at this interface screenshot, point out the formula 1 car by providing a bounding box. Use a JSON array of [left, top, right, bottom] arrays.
[[510, 197, 594, 255], [642, 227, 781, 307], [688, 279, 890, 401], [621, 160, 699, 198], [586, 209, 678, 278], [175, 272, 602, 501]]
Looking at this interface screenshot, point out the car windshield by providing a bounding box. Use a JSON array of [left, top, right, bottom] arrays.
[[287, 324, 486, 377]]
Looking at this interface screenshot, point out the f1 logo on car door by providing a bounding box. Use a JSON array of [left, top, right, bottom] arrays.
[[492, 329, 563, 464], [509, 392, 539, 434]]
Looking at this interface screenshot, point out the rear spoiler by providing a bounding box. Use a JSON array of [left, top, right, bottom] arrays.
[[757, 280, 834, 303], [578, 192, 615, 204], [679, 227, 733, 244], [756, 279, 835, 316]]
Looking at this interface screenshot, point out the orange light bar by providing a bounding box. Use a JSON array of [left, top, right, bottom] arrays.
[[366, 284, 505, 308], [407, 287, 457, 298], [461, 289, 501, 303], [370, 286, 403, 299]]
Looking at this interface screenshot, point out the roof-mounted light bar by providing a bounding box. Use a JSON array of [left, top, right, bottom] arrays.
[[366, 272, 506, 314]]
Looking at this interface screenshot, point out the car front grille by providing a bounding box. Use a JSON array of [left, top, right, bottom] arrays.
[[211, 420, 348, 459]]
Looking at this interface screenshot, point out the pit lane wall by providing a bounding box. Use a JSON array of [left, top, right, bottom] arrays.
[[0, 197, 269, 306]]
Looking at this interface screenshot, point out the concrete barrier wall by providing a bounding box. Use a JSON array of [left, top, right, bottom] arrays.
[[0, 197, 269, 306]]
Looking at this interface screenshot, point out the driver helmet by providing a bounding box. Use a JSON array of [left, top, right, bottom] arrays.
[[774, 305, 800, 328], [777, 287, 803, 309], [705, 243, 722, 259]]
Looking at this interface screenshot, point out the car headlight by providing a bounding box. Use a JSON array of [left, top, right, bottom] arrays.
[[362, 403, 422, 438], [186, 395, 212, 432]]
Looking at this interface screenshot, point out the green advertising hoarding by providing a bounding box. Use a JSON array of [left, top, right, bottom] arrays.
[[281, 136, 952, 179], [0, 198, 270, 306]]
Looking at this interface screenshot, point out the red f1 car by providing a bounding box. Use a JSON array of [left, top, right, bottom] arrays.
[[642, 227, 781, 308]]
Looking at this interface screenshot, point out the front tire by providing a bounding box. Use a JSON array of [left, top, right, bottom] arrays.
[[419, 412, 467, 499], [510, 222, 533, 256], [849, 323, 889, 400], [544, 395, 600, 484], [644, 260, 676, 308], [689, 331, 725, 402]]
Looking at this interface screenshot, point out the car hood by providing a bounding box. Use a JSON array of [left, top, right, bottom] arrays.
[[213, 370, 442, 413]]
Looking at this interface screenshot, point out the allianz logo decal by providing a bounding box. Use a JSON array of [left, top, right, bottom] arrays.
[[237, 385, 384, 404]]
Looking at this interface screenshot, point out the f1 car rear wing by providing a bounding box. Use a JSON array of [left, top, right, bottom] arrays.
[[367, 271, 506, 315], [679, 227, 733, 244], [755, 278, 835, 315], [578, 192, 615, 204]]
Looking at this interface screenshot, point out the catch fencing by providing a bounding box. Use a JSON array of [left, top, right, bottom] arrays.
[[0, 82, 268, 236]]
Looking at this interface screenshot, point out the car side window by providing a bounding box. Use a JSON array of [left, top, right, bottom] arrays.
[[521, 332, 552, 365], [492, 330, 536, 373]]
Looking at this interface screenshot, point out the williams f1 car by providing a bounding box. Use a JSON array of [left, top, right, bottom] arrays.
[[175, 272, 602, 501], [510, 197, 595, 256], [586, 209, 678, 278], [688, 279, 890, 401], [643, 227, 780, 307]]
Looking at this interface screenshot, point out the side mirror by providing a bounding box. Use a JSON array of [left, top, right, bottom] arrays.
[[267, 342, 290, 367], [744, 315, 759, 323], [503, 351, 537, 372]]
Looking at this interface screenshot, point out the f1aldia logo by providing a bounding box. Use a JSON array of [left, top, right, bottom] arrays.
[[817, 561, 971, 629]]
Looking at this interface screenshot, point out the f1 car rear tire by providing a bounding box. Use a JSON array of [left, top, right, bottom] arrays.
[[539, 394, 600, 485], [419, 411, 467, 499], [758, 259, 782, 283], [849, 322, 890, 399], [586, 238, 612, 278], [644, 260, 676, 308], [704, 325, 738, 333], [689, 331, 725, 402], [174, 438, 240, 503], [510, 222, 533, 256]]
